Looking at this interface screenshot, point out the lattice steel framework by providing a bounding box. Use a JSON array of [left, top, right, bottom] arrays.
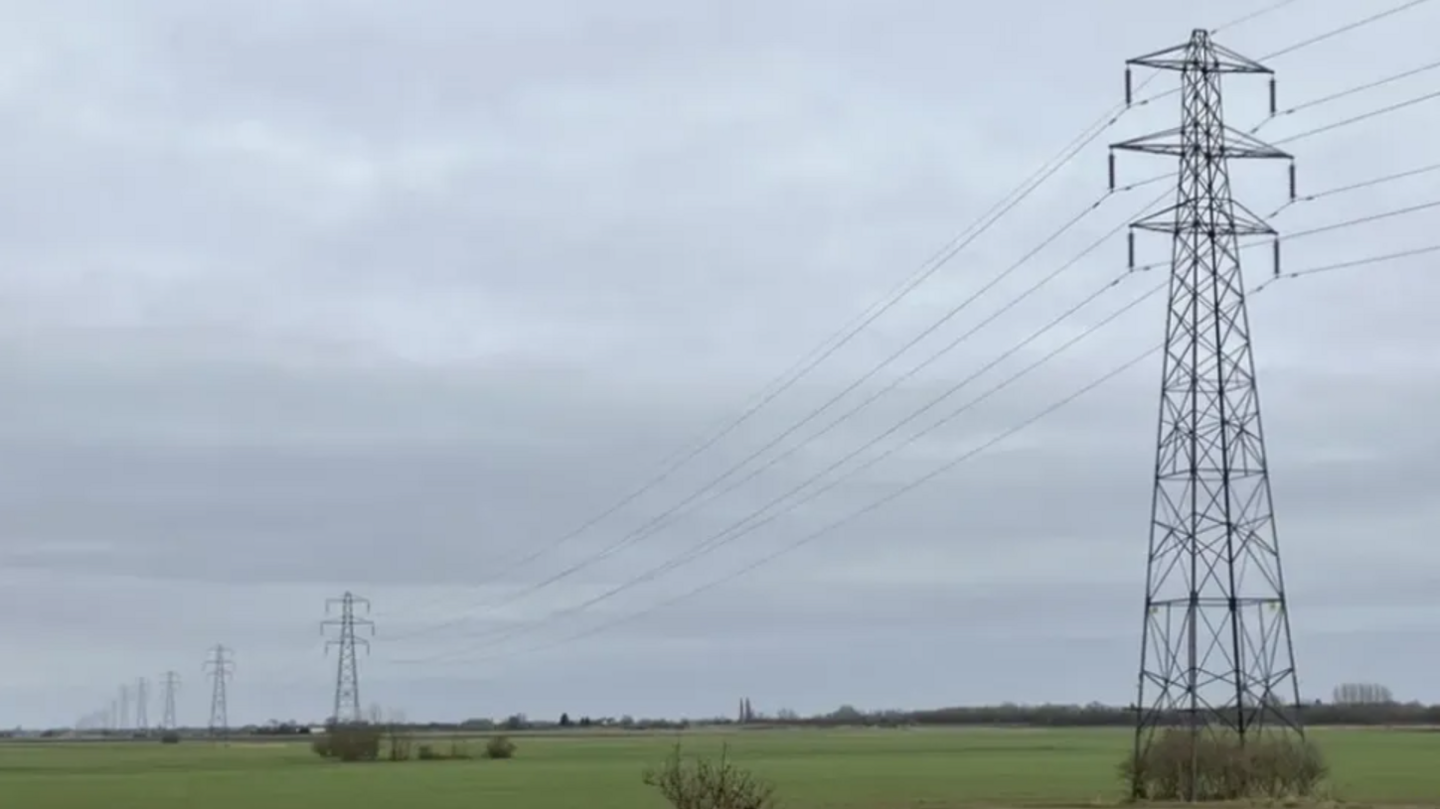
[[1110, 28, 1304, 799], [135, 676, 150, 732], [204, 644, 234, 737], [160, 670, 181, 731], [323, 591, 374, 724]]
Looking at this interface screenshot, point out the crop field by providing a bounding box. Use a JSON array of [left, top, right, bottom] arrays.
[[2, 726, 1439, 808]]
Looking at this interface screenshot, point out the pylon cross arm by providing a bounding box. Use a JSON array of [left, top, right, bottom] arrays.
[[1127, 31, 1272, 74]]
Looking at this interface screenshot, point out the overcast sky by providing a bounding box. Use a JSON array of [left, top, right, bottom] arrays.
[[0, 0, 1437, 728]]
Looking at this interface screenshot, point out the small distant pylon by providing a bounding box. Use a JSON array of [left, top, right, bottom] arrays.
[[203, 645, 235, 738], [322, 592, 375, 724], [135, 677, 150, 733], [117, 684, 131, 732], [160, 671, 181, 731]]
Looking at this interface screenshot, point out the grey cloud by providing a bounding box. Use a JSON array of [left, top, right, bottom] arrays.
[[1, 0, 1439, 729]]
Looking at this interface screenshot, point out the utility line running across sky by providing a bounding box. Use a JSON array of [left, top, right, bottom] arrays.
[[378, 69, 1437, 651], [410, 242, 1440, 669], [268, 0, 1435, 684]]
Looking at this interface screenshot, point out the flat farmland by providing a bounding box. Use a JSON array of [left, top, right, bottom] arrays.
[[2, 726, 1438, 808]]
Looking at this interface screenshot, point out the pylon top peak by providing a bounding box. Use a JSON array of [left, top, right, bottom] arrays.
[[1127, 31, 1271, 74]]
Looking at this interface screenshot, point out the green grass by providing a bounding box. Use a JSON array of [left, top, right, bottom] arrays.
[[2, 727, 1439, 807]]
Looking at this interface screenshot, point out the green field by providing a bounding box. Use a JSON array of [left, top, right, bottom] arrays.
[[2, 727, 1438, 808]]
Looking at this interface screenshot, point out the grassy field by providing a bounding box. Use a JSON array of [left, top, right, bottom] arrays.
[[2, 726, 1439, 808]]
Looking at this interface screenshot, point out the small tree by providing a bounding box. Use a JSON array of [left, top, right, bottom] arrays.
[[643, 742, 776, 809]]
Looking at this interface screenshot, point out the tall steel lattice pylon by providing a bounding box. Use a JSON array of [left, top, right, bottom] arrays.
[[160, 671, 181, 731], [1110, 28, 1304, 798], [322, 591, 374, 724], [203, 644, 234, 738]]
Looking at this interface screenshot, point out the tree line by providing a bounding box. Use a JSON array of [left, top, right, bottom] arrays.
[[484, 682, 1439, 730], [17, 682, 1428, 737], [247, 682, 1440, 733]]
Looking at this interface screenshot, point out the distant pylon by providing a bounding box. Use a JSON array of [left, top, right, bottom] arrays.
[[322, 592, 374, 724], [160, 671, 181, 730], [203, 645, 235, 738], [117, 684, 131, 731], [135, 677, 150, 732], [1109, 28, 1304, 801]]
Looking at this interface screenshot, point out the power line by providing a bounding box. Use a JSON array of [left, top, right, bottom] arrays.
[[391, 161, 1426, 656], [419, 333, 1166, 667], [384, 178, 1173, 648], [203, 644, 234, 739], [1253, 57, 1440, 133], [1272, 87, 1440, 145], [367, 3, 1414, 661], [322, 592, 374, 724], [1280, 198, 1440, 241], [1211, 0, 1309, 33], [1220, 197, 1440, 276], [283, 1, 1426, 678], [1268, 160, 1440, 216], [391, 196, 1430, 661], [402, 191, 1439, 666], [378, 0, 1434, 645], [1260, 0, 1435, 60], [373, 66, 1178, 630], [1257, 243, 1440, 289], [385, 106, 1138, 611], [428, 239, 1434, 669], [397, 270, 1169, 665]]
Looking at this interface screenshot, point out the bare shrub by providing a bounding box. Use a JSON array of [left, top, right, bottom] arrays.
[[643, 742, 776, 809], [484, 735, 517, 760], [312, 723, 382, 763], [410, 739, 478, 761], [1123, 728, 1327, 801], [386, 724, 413, 762]]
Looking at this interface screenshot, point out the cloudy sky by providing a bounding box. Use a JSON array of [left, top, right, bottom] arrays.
[[0, 0, 1437, 728]]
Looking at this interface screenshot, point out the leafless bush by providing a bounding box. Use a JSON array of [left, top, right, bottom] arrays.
[[311, 723, 382, 762], [411, 739, 477, 761], [484, 735, 517, 760], [385, 724, 413, 762], [1123, 728, 1327, 801], [643, 742, 777, 809]]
